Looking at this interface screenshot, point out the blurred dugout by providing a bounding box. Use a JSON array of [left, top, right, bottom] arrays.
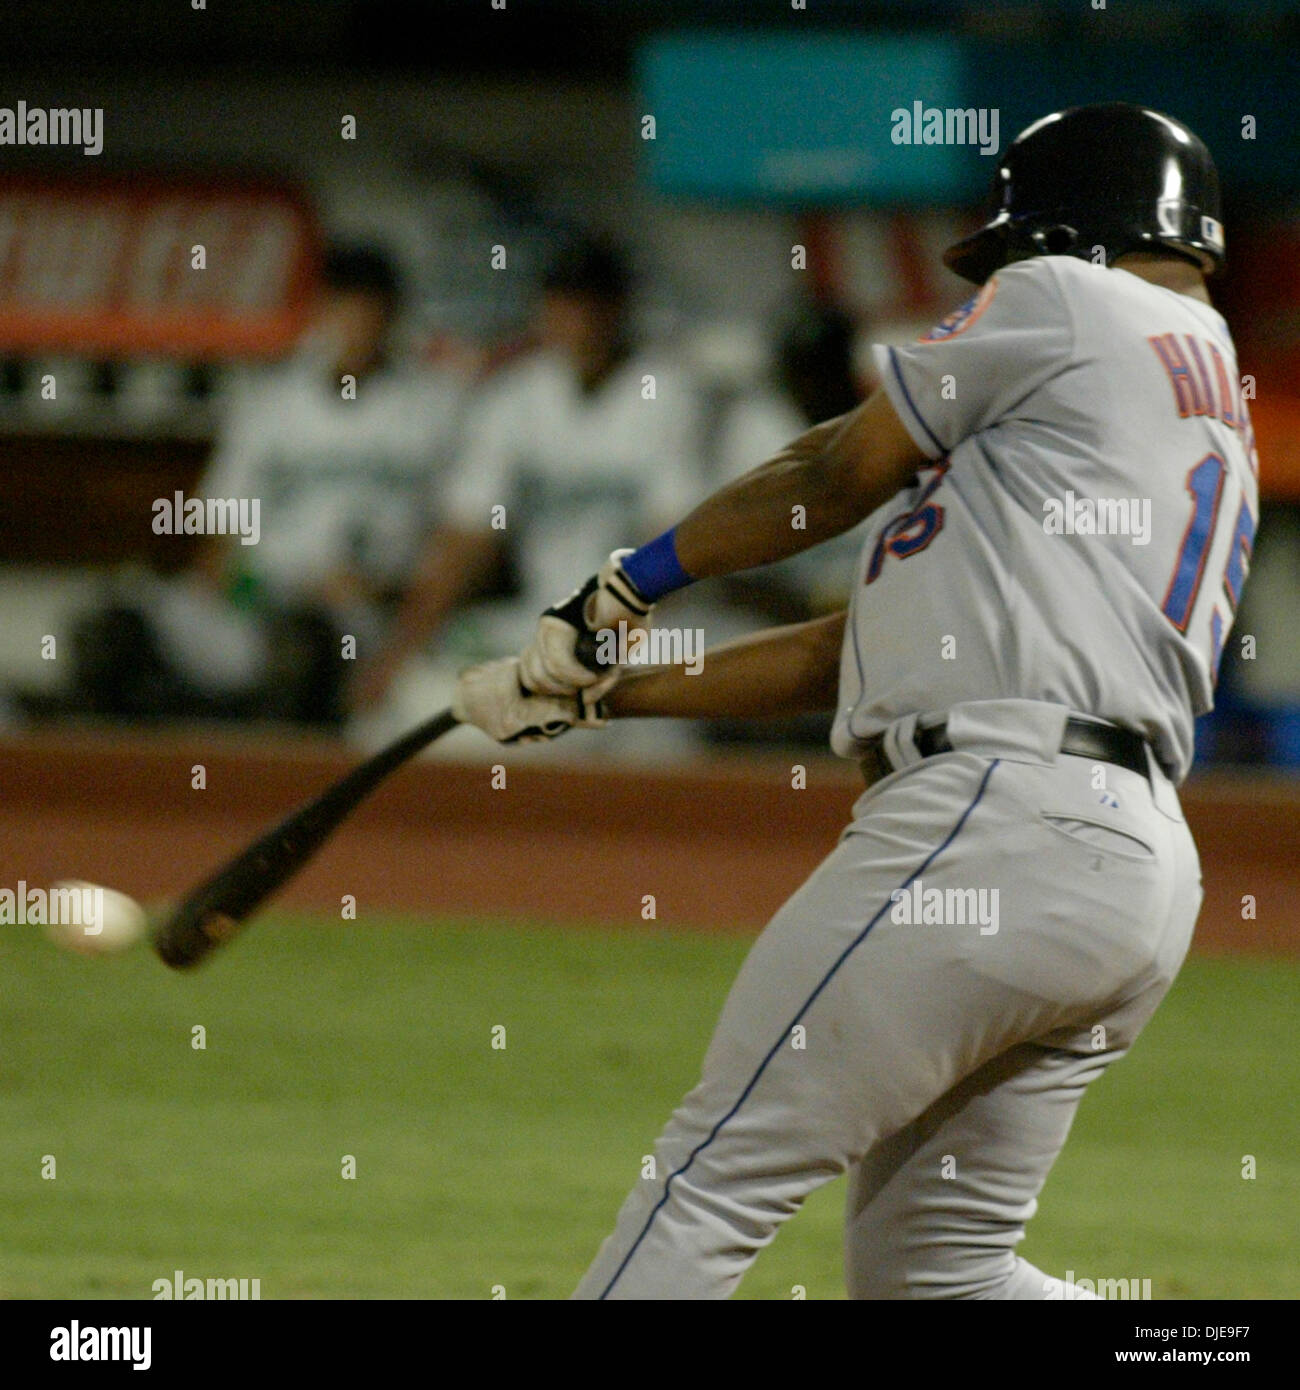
[[0, 79, 1296, 764]]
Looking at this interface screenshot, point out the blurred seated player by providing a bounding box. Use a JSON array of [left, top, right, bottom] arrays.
[[702, 302, 871, 748], [716, 300, 872, 622], [68, 244, 466, 726], [350, 235, 706, 747]]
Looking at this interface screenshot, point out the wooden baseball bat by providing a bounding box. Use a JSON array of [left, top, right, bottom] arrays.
[[152, 708, 460, 970]]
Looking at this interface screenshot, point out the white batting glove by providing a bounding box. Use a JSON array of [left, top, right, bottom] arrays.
[[517, 549, 654, 698], [452, 657, 609, 745]]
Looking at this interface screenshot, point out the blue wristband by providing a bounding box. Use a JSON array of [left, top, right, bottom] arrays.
[[620, 527, 694, 602]]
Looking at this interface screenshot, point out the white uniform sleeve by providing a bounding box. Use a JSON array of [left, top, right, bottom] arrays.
[[199, 376, 271, 500], [443, 377, 522, 534], [716, 392, 808, 483], [873, 258, 1076, 460], [416, 372, 471, 516], [640, 370, 706, 531]]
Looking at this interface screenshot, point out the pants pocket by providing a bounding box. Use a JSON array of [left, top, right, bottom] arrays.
[[1039, 813, 1157, 861]]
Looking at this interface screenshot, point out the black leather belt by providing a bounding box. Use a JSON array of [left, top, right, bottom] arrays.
[[860, 716, 1152, 788]]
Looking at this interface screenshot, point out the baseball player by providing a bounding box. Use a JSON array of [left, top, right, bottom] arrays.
[[350, 237, 706, 728], [453, 104, 1257, 1299], [72, 244, 466, 725]]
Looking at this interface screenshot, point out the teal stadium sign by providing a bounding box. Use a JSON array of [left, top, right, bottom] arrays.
[[639, 33, 1299, 205], [639, 34, 988, 205]]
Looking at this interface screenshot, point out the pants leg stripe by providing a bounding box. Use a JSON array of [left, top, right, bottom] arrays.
[[598, 757, 1002, 1298]]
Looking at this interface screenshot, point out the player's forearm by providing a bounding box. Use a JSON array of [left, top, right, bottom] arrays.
[[672, 392, 916, 579], [521, 393, 917, 700], [608, 610, 845, 720]]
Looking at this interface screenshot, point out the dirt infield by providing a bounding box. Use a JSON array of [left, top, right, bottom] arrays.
[[3, 727, 1297, 955]]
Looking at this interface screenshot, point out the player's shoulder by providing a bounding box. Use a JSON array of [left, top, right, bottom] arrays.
[[986, 255, 1194, 336], [977, 255, 1093, 315], [911, 257, 1068, 346], [1016, 254, 1176, 310], [1041, 257, 1230, 342], [989, 254, 1142, 302]]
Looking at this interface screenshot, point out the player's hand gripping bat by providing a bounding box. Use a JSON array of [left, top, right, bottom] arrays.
[[152, 708, 459, 970]]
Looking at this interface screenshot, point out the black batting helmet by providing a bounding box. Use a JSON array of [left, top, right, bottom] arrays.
[[944, 103, 1225, 285]]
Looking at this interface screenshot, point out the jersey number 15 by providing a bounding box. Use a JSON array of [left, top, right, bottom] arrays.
[[1162, 452, 1255, 684]]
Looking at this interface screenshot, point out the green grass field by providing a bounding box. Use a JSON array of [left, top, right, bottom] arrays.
[[2, 914, 1296, 1299]]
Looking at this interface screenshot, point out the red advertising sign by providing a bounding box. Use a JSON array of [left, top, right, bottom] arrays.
[[0, 174, 320, 357]]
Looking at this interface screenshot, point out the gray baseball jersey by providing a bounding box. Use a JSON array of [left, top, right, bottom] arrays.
[[577, 258, 1247, 1300], [833, 256, 1259, 783]]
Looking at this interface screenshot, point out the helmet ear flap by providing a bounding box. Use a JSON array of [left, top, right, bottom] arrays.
[[1030, 223, 1079, 256]]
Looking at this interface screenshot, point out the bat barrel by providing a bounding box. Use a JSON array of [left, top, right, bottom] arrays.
[[152, 708, 459, 970], [154, 900, 242, 969]]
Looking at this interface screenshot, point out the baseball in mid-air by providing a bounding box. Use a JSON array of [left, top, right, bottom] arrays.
[[45, 881, 147, 956]]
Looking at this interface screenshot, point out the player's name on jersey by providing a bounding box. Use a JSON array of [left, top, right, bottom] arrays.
[[593, 622, 705, 675], [151, 490, 261, 545], [1042, 490, 1151, 544], [1148, 331, 1252, 429]]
